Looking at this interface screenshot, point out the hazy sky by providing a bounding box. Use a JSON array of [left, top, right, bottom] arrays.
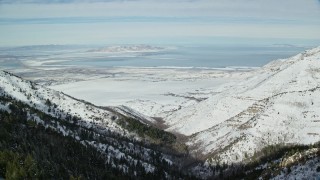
[[0, 0, 320, 46]]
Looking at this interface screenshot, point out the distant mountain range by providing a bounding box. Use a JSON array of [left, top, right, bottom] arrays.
[[88, 45, 166, 53]]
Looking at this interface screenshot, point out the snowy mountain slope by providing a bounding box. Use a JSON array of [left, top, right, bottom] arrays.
[[109, 105, 158, 125], [193, 143, 320, 179], [272, 157, 320, 180], [0, 71, 124, 134], [1, 47, 320, 178], [256, 146, 320, 180], [0, 71, 197, 178], [165, 47, 320, 164]]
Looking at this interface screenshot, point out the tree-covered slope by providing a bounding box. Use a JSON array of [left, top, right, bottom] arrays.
[[0, 71, 196, 179]]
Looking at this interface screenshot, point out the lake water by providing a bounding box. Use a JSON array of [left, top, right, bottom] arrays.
[[59, 46, 308, 68], [0, 45, 310, 69]]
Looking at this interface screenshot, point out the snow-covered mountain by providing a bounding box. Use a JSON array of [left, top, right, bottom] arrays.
[[0, 71, 194, 179], [1, 47, 319, 179], [0, 71, 123, 134], [165, 47, 320, 165]]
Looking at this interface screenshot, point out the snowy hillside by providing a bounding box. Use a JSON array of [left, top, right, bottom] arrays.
[[165, 47, 320, 164], [1, 47, 320, 179], [0, 71, 196, 179], [0, 71, 124, 134]]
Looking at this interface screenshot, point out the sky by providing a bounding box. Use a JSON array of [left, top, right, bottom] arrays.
[[0, 0, 320, 46]]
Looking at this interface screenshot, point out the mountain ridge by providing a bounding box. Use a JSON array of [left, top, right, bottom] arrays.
[[164, 47, 320, 166]]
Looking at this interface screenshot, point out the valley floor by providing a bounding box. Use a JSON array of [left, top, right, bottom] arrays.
[[13, 66, 254, 119]]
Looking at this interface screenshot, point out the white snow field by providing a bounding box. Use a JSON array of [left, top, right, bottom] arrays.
[[49, 67, 250, 118], [49, 47, 320, 165]]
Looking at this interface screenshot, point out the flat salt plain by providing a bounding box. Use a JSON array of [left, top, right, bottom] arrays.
[[48, 67, 252, 118]]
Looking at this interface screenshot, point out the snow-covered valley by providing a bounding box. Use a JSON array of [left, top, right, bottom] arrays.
[[1, 46, 320, 179], [48, 67, 247, 118], [46, 47, 320, 165]]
